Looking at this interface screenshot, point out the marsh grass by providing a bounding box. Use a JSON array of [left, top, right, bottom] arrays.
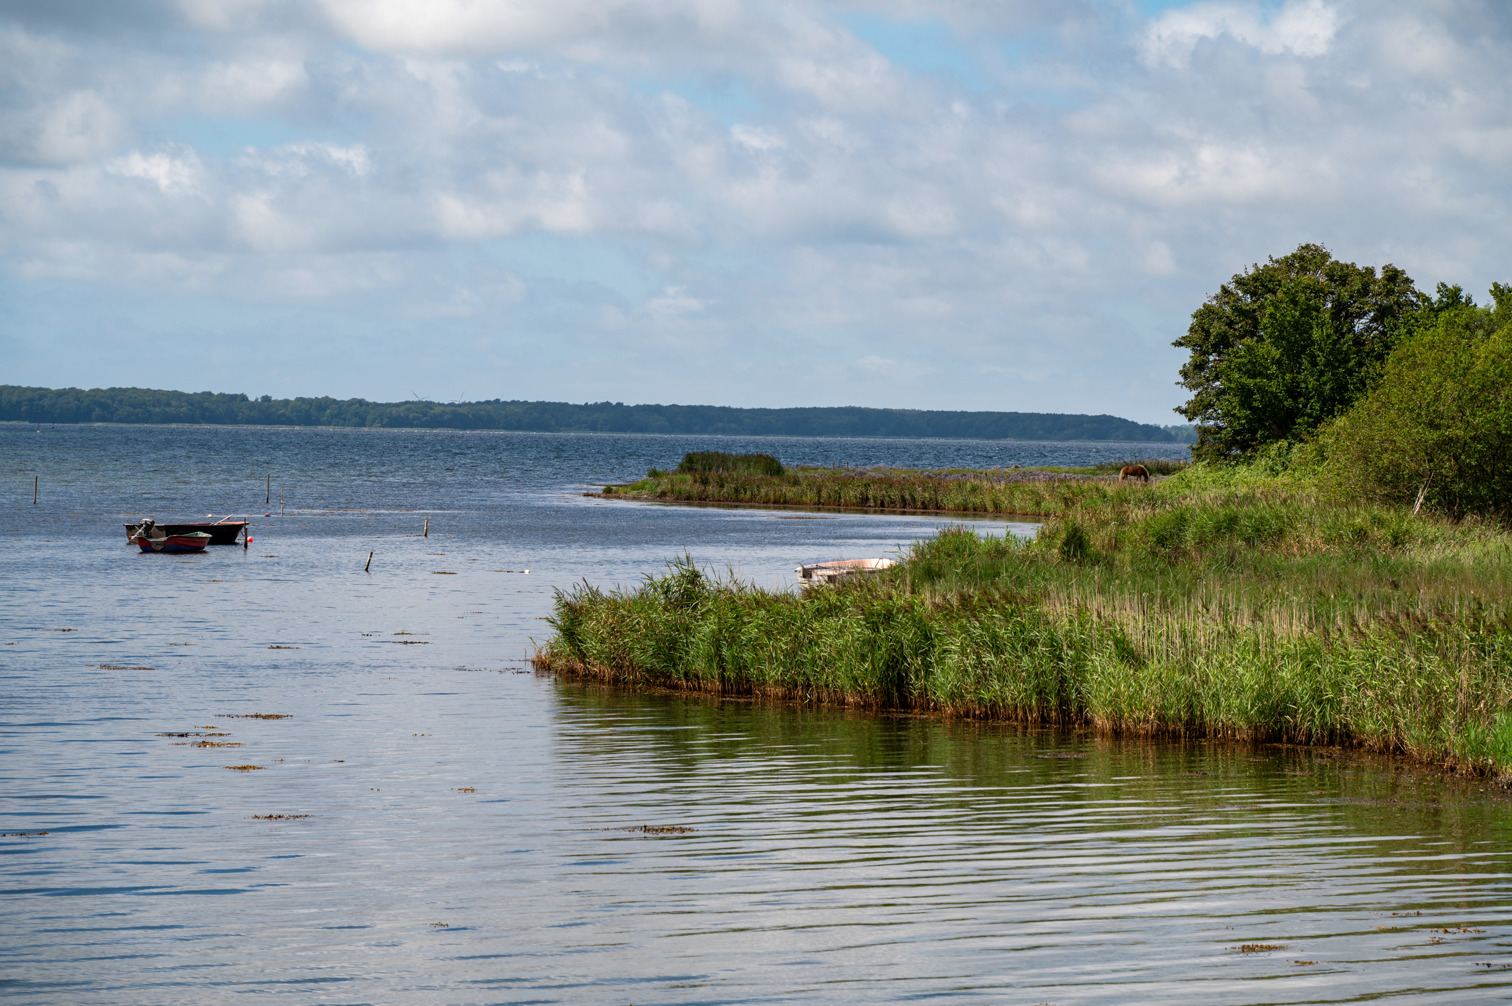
[[617, 467, 1131, 515], [540, 464, 1512, 777]]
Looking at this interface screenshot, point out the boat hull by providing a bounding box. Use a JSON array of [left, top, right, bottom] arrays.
[[796, 557, 898, 584]]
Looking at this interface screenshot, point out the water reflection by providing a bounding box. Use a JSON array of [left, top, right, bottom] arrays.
[[546, 682, 1512, 1003]]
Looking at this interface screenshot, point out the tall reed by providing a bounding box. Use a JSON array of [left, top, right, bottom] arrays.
[[541, 468, 1512, 777]]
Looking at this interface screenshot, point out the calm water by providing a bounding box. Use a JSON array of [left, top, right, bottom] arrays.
[[4, 424, 1512, 1004]]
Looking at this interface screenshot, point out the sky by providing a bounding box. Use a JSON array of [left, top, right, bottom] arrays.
[[2, 0, 1510, 425]]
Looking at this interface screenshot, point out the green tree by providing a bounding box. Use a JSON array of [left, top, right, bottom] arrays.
[[1319, 286, 1512, 517], [1174, 243, 1421, 461]]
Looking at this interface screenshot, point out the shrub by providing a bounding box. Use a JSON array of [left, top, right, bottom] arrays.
[[1319, 293, 1512, 517], [675, 451, 785, 477]]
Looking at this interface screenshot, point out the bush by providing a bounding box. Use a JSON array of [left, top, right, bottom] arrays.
[[675, 451, 785, 477], [1319, 294, 1512, 517]]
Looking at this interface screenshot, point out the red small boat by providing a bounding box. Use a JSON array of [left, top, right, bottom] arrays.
[[132, 529, 212, 553]]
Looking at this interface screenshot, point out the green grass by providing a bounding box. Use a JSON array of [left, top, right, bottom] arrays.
[[606, 465, 1169, 515], [540, 463, 1512, 778]]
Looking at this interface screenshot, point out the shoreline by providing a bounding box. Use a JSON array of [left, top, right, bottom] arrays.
[[532, 653, 1509, 783], [597, 465, 1176, 517], [540, 464, 1512, 784], [585, 490, 1051, 521]]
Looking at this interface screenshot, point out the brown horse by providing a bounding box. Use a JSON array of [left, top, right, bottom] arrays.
[[1118, 464, 1151, 483]]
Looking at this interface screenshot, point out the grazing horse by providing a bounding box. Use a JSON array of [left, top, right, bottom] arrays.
[[1119, 464, 1151, 483]]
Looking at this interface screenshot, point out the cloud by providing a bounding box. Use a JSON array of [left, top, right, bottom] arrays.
[[2, 1, 1511, 422], [1140, 0, 1342, 68]]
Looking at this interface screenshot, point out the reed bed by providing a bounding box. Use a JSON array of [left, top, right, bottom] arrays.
[[611, 466, 1141, 515], [541, 465, 1512, 777]]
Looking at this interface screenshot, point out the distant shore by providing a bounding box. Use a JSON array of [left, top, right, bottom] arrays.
[[0, 385, 1196, 443]]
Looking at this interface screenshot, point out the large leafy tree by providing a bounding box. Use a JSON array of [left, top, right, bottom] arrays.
[[1174, 243, 1421, 462]]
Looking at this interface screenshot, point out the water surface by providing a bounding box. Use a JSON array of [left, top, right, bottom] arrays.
[[3, 425, 1510, 1004]]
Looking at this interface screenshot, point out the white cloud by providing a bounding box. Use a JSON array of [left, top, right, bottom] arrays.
[[2, 0, 1512, 420], [107, 149, 205, 194], [1141, 0, 1341, 68]]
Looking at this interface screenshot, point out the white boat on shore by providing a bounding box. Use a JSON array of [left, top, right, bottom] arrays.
[[795, 557, 898, 584]]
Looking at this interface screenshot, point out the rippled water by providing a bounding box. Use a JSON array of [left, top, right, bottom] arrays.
[[4, 424, 1512, 1004]]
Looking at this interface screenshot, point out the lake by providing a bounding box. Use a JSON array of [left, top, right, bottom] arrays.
[[3, 424, 1511, 1004]]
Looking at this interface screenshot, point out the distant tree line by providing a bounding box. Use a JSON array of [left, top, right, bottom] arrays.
[[0, 385, 1195, 443], [1174, 242, 1512, 515]]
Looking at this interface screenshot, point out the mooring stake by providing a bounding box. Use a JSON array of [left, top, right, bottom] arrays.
[[365, 551, 373, 572], [423, 518, 429, 537], [33, 475, 38, 505]]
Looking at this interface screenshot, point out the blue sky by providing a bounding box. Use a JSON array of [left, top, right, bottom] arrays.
[[3, 0, 1510, 424]]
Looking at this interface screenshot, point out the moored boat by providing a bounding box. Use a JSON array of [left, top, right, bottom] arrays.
[[795, 557, 897, 584], [123, 518, 247, 545], [131, 528, 212, 553]]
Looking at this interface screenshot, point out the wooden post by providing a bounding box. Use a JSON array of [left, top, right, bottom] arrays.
[[244, 523, 250, 550], [280, 487, 284, 517], [266, 474, 270, 505], [33, 475, 38, 505], [364, 551, 373, 572], [423, 518, 428, 537]]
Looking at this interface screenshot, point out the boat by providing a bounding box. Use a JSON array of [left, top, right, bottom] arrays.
[[122, 518, 247, 545], [795, 557, 898, 584], [131, 527, 212, 553]]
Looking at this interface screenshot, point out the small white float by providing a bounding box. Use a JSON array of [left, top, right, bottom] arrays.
[[795, 557, 898, 585]]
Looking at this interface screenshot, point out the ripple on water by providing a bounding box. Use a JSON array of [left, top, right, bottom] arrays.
[[3, 425, 1511, 1004]]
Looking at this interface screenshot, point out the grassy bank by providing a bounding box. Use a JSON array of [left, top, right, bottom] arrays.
[[604, 458, 1187, 516], [539, 464, 1512, 778]]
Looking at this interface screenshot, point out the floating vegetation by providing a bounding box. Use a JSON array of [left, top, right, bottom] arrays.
[[225, 764, 265, 771], [156, 731, 230, 737], [219, 713, 292, 720], [267, 645, 299, 649], [52, 628, 76, 632], [431, 571, 457, 575], [601, 825, 698, 835], [1, 831, 49, 837], [251, 814, 310, 820], [1294, 960, 1318, 966], [383, 640, 429, 644], [192, 740, 242, 748], [453, 786, 476, 793], [1236, 944, 1287, 953], [429, 922, 449, 928], [98, 664, 154, 670]]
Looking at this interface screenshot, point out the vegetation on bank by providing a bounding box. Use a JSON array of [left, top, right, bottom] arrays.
[[1173, 242, 1512, 477], [673, 451, 785, 477], [0, 385, 1193, 442], [605, 455, 1188, 515], [543, 245, 1512, 776], [539, 462, 1512, 777]]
